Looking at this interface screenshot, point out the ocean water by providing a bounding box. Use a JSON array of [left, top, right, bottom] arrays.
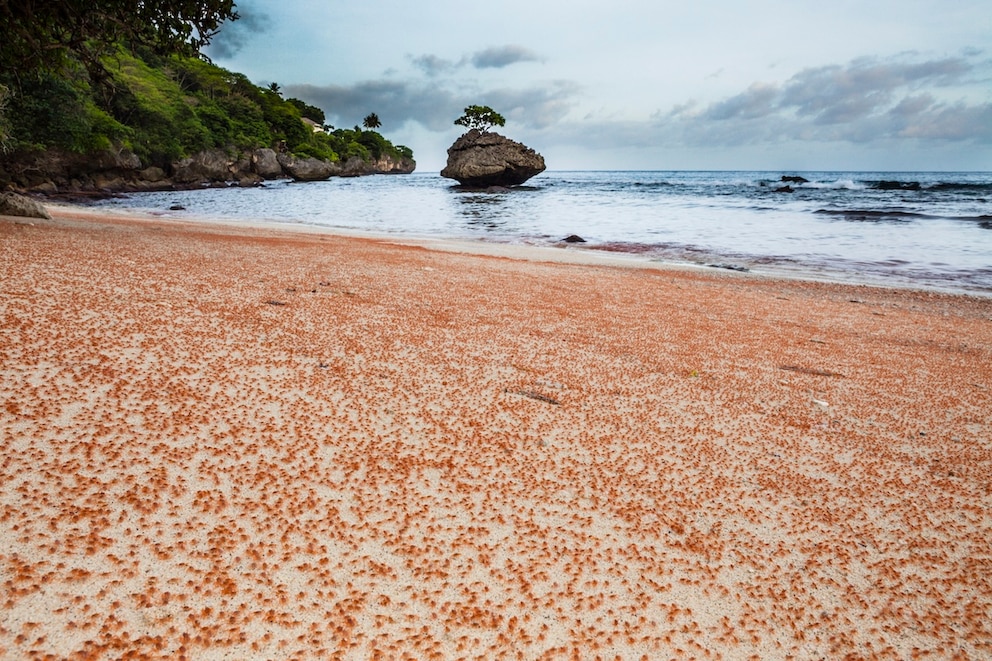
[[90, 171, 992, 295]]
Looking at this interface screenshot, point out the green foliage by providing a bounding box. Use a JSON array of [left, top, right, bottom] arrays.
[[0, 0, 238, 76], [169, 58, 271, 148], [287, 98, 326, 125], [291, 133, 340, 162], [358, 131, 390, 159], [454, 105, 506, 133], [327, 129, 370, 161], [0, 44, 413, 168], [4, 72, 89, 151], [84, 104, 132, 153], [102, 49, 214, 162], [258, 89, 310, 150], [2, 66, 129, 154]]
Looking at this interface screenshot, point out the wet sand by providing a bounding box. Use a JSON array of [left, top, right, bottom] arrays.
[[2, 207, 991, 659]]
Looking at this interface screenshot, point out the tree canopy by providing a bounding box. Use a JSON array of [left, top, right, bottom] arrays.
[[0, 45, 412, 170], [0, 0, 238, 76], [454, 105, 506, 133], [363, 113, 382, 130], [0, 2, 415, 175]]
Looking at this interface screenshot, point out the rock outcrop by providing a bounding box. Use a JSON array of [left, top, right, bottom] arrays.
[[277, 153, 341, 181], [372, 154, 417, 174], [172, 149, 260, 187], [874, 180, 922, 191], [0, 146, 416, 195], [440, 130, 545, 187], [0, 192, 51, 219], [252, 149, 283, 179]]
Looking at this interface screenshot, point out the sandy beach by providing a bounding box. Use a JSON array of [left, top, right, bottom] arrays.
[[2, 207, 991, 659]]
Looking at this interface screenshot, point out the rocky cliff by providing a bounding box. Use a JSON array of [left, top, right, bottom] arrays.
[[0, 147, 416, 197]]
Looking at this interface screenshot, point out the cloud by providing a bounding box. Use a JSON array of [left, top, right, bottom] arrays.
[[479, 81, 581, 129], [470, 45, 544, 69], [650, 53, 992, 147], [703, 83, 778, 121], [284, 81, 459, 131], [408, 45, 544, 77], [409, 54, 457, 77], [203, 1, 269, 60], [893, 100, 992, 141], [778, 56, 972, 123], [283, 78, 580, 132], [287, 50, 989, 169]]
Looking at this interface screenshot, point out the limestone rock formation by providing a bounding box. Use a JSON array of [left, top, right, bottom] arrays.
[[371, 154, 417, 175], [277, 153, 340, 181], [1, 145, 414, 194], [172, 149, 247, 185], [441, 130, 545, 187], [252, 149, 284, 179], [0, 192, 51, 219]]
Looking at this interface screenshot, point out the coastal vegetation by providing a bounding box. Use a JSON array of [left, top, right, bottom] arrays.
[[0, 48, 412, 169], [0, 4, 412, 188], [454, 105, 506, 133], [363, 113, 382, 130], [0, 0, 237, 76]]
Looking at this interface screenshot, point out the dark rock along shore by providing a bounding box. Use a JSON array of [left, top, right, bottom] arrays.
[[0, 146, 416, 198]]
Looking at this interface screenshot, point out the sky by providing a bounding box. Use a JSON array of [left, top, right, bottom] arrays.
[[204, 0, 992, 172]]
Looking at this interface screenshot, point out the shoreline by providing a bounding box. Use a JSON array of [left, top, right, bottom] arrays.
[[48, 201, 992, 299], [2, 208, 991, 658]]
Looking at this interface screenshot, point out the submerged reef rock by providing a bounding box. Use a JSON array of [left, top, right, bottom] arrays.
[[441, 129, 546, 187], [874, 180, 922, 191]]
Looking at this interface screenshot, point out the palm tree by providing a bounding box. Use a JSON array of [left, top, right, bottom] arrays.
[[362, 112, 381, 130]]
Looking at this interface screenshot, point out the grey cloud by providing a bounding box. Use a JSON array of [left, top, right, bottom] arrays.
[[481, 81, 581, 129], [703, 83, 778, 121], [779, 57, 972, 121], [408, 45, 543, 77], [888, 93, 936, 118], [470, 45, 543, 69], [409, 54, 457, 77], [284, 81, 460, 131], [659, 100, 698, 120], [536, 53, 991, 157], [203, 1, 269, 60], [650, 53, 992, 147], [283, 79, 580, 132], [895, 101, 992, 141]]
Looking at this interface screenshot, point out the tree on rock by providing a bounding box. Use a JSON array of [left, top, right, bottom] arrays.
[[363, 113, 382, 130], [454, 105, 505, 133]]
